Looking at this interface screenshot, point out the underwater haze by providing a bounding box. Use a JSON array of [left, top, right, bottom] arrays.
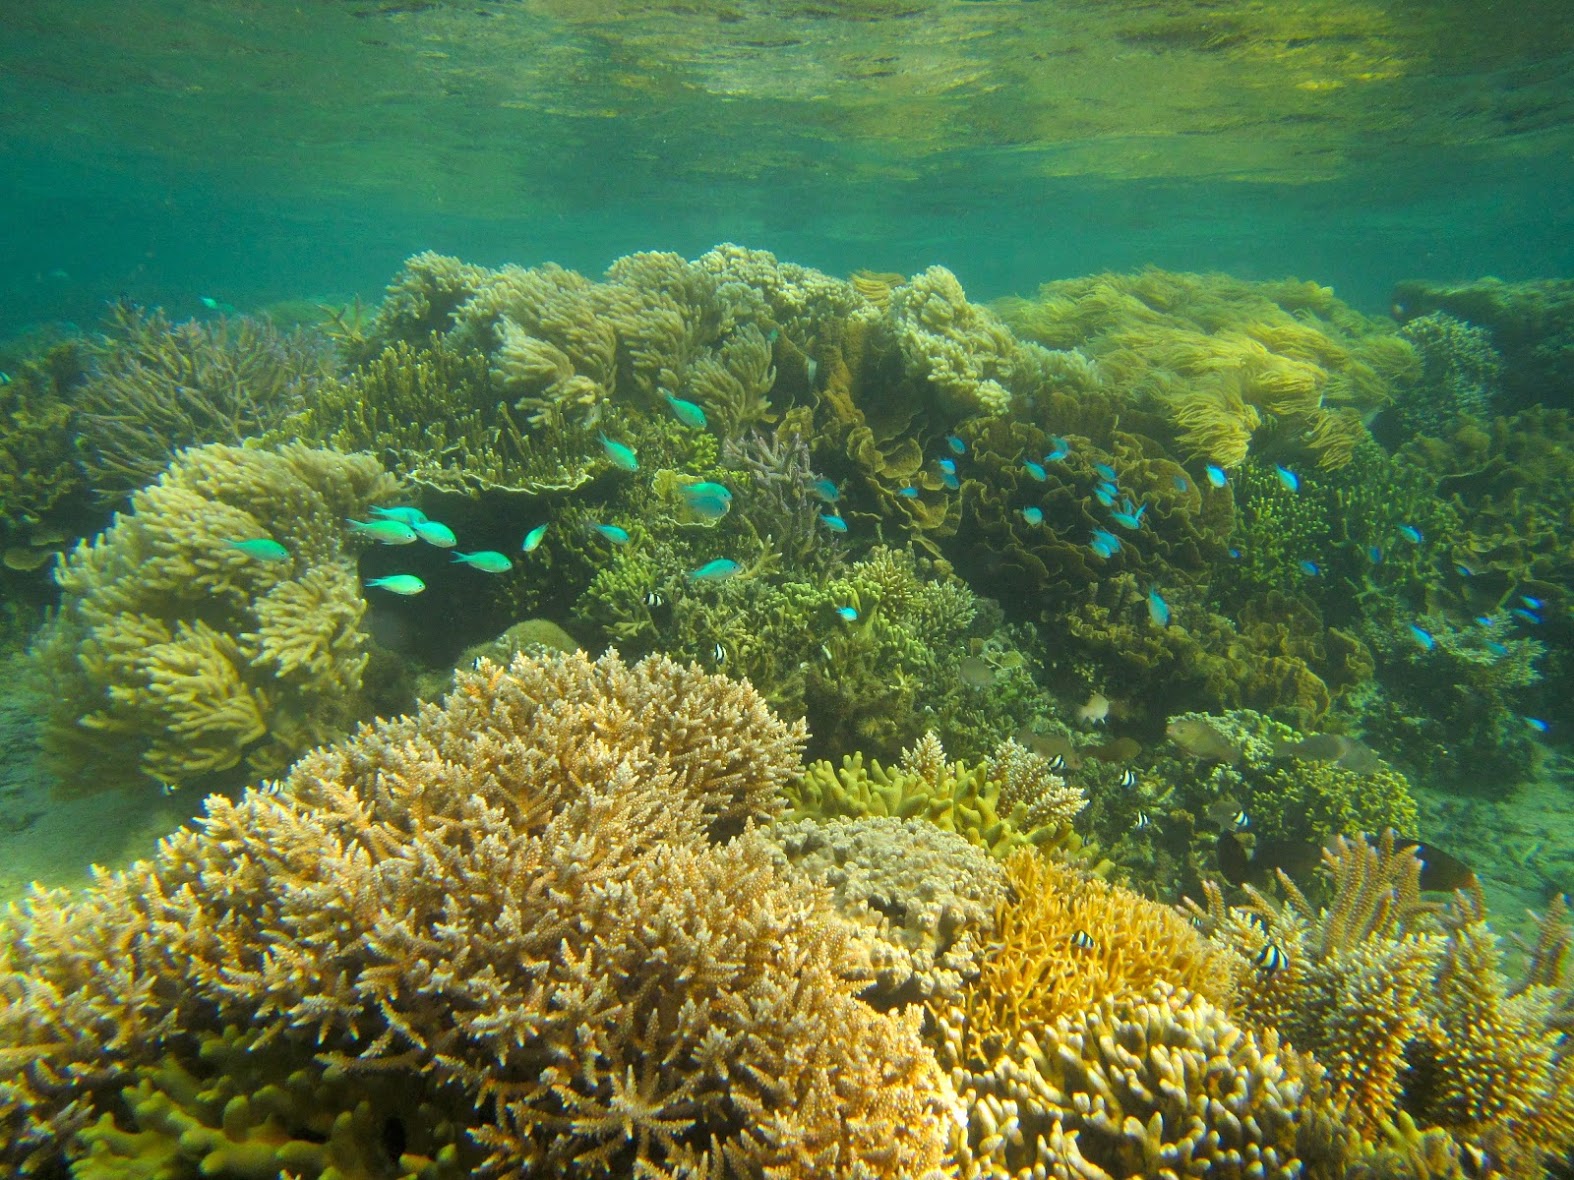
[[3, 0, 1574, 329], [8, 1, 1574, 1178]]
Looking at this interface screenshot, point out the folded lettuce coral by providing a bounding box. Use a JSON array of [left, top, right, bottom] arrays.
[[0, 650, 952, 1177], [998, 269, 1419, 470], [30, 443, 398, 792]]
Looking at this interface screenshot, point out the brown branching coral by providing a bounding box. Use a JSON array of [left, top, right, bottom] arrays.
[[31, 443, 397, 792], [0, 650, 952, 1178], [938, 984, 1361, 1180], [75, 302, 336, 501], [1188, 832, 1574, 1174]]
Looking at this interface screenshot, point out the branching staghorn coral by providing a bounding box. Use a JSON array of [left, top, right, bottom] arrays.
[[75, 302, 337, 501], [937, 983, 1361, 1180], [0, 650, 952, 1178], [30, 443, 397, 792], [1187, 832, 1574, 1174]]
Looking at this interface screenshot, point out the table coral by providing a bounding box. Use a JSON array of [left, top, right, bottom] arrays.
[[0, 650, 952, 1178], [30, 443, 398, 793]]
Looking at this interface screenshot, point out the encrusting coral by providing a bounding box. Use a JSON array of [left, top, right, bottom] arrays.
[[0, 650, 952, 1178], [30, 442, 398, 793], [766, 815, 1010, 1007]]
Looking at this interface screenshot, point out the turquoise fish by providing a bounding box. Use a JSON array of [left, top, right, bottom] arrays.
[[819, 512, 849, 534], [663, 391, 709, 430], [365, 574, 425, 596], [370, 506, 427, 525], [411, 520, 457, 548], [599, 432, 639, 472], [680, 481, 733, 521], [522, 524, 548, 552], [593, 524, 630, 545], [347, 519, 419, 545], [689, 558, 741, 581], [1147, 588, 1171, 627], [1274, 465, 1300, 493], [810, 478, 841, 503], [227, 538, 290, 562], [452, 550, 513, 573]]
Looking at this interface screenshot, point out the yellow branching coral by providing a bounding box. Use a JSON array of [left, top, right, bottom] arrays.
[[938, 984, 1360, 1180], [31, 443, 397, 792], [1188, 832, 1574, 1173], [948, 851, 1235, 1065], [0, 651, 952, 1178], [786, 731, 1085, 857], [1405, 889, 1574, 1177]]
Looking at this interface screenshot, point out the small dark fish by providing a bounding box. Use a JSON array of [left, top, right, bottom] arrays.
[[1394, 838, 1477, 893], [1254, 942, 1289, 973], [1118, 769, 1138, 788], [1244, 912, 1270, 933], [1070, 930, 1096, 951], [1230, 809, 1250, 829], [644, 590, 665, 609], [710, 641, 728, 665], [259, 780, 283, 797], [1134, 810, 1152, 830], [1016, 729, 1082, 770], [1046, 753, 1066, 772]]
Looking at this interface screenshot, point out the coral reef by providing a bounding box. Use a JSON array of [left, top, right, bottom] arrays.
[[1388, 311, 1503, 439], [1189, 832, 1574, 1174], [766, 815, 1009, 1006], [947, 851, 1235, 1064], [998, 269, 1418, 470], [75, 303, 337, 502], [787, 731, 1087, 858], [0, 650, 951, 1177], [938, 983, 1359, 1180], [30, 443, 398, 792], [1392, 276, 1574, 411]]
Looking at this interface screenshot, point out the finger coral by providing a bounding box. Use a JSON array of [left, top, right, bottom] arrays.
[[0, 650, 952, 1177], [30, 442, 398, 792]]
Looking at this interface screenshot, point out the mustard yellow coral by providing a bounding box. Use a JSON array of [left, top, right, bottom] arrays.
[[947, 851, 1235, 1066]]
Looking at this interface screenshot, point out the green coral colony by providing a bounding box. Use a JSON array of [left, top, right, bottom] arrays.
[[3, 250, 1574, 1177]]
